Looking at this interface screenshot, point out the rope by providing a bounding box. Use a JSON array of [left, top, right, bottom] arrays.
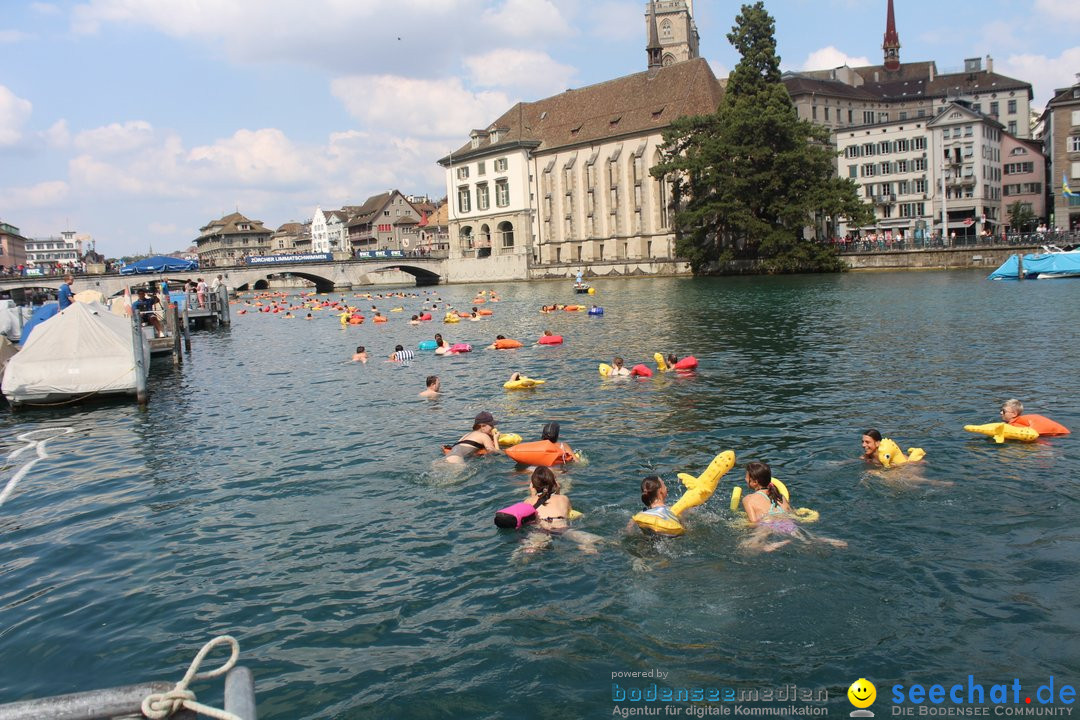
[[16, 364, 141, 407], [0, 427, 74, 508], [141, 635, 243, 720]]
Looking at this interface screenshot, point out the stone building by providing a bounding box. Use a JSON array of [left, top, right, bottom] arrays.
[[345, 191, 422, 254], [927, 102, 1004, 238], [1000, 134, 1047, 229], [194, 212, 273, 267], [270, 222, 312, 255], [437, 0, 722, 270], [1039, 77, 1080, 231], [0, 221, 28, 273]]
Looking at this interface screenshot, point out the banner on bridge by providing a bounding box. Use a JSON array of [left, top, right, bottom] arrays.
[[246, 253, 333, 265]]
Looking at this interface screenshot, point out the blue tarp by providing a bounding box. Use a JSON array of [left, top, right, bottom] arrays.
[[989, 251, 1080, 280], [119, 256, 198, 274], [18, 303, 59, 345]]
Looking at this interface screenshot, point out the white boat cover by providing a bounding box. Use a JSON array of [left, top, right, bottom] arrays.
[[0, 299, 31, 341], [1, 301, 149, 404]]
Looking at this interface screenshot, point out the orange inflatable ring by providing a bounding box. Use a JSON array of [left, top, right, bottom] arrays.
[[458, 311, 471, 318], [478, 309, 493, 316], [373, 316, 388, 323], [349, 317, 363, 325], [494, 339, 523, 349], [538, 335, 563, 345]]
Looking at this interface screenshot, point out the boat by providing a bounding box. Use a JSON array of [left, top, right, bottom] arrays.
[[1, 301, 150, 408], [573, 283, 592, 294], [988, 246, 1080, 280]]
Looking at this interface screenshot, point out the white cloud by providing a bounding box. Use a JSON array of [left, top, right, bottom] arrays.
[[74, 120, 155, 154], [0, 180, 69, 208], [998, 47, 1080, 108], [187, 128, 315, 188], [0, 85, 33, 146], [148, 222, 178, 235], [481, 0, 570, 39], [0, 30, 28, 43], [800, 46, 871, 71], [1035, 0, 1080, 24], [43, 119, 70, 148], [464, 49, 575, 96], [331, 75, 511, 138]]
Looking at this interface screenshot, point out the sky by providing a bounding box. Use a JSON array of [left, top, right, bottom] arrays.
[[1, 0, 1078, 258]]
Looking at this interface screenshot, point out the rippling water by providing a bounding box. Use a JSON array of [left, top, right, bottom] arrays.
[[1, 271, 1078, 719]]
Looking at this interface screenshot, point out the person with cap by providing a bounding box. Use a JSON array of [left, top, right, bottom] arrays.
[[444, 411, 501, 464], [133, 288, 165, 337]]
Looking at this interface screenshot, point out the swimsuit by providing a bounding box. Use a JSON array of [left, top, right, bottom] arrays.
[[446, 438, 485, 459], [753, 490, 797, 535]]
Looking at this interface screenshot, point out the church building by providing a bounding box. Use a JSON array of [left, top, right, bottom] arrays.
[[437, 1, 722, 273]]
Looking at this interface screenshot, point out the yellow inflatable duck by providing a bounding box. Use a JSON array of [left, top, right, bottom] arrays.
[[632, 450, 736, 536], [876, 438, 926, 468]]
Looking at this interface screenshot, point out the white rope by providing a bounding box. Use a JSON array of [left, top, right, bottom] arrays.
[[142, 635, 243, 720], [0, 427, 74, 508]]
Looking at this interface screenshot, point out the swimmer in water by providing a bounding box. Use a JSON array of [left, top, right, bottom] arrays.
[[740, 461, 846, 552], [518, 467, 599, 555], [444, 411, 501, 464], [352, 345, 368, 363]]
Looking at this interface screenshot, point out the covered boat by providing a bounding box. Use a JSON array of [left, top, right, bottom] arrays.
[[1, 301, 150, 408], [988, 248, 1080, 280]]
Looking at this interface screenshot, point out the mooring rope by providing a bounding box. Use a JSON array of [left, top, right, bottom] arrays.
[[0, 427, 74, 508], [141, 635, 243, 720]]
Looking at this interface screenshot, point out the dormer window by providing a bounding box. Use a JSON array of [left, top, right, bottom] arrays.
[[490, 129, 501, 143], [610, 116, 621, 128], [471, 136, 481, 149]]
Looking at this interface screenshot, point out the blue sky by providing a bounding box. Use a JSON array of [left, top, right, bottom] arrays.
[[1, 0, 1078, 257]]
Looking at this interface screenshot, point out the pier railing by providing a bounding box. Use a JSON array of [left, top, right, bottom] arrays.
[[835, 231, 1078, 254]]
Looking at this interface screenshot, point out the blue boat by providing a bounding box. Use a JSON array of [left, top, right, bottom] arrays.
[[988, 247, 1080, 280]]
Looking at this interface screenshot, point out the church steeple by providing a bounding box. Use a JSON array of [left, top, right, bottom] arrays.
[[646, 1, 663, 70], [883, 0, 901, 71]]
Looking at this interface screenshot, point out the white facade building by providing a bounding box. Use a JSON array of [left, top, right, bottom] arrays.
[[25, 230, 85, 267], [835, 120, 933, 240], [927, 103, 1004, 238]]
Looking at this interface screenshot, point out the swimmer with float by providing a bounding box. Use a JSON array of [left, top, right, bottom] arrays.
[[861, 428, 925, 467], [740, 461, 846, 553], [444, 411, 502, 464], [629, 450, 736, 537], [513, 467, 599, 555], [999, 398, 1070, 436]]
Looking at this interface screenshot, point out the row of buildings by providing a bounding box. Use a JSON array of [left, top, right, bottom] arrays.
[[195, 0, 1079, 271], [0, 225, 104, 276], [192, 192, 451, 268]]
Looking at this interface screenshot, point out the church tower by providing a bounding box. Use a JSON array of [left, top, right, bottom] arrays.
[[645, 0, 699, 68], [882, 0, 901, 71]]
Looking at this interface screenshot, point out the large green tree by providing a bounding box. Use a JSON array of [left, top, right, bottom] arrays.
[[1006, 200, 1036, 233], [652, 2, 873, 273]]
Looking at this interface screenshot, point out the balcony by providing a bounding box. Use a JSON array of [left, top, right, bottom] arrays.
[[873, 194, 897, 204]]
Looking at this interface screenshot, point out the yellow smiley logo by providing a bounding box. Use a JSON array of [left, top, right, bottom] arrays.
[[848, 678, 876, 708]]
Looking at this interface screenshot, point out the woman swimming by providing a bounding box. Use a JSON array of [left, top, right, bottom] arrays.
[[519, 467, 598, 554], [740, 461, 845, 552], [444, 411, 501, 464]]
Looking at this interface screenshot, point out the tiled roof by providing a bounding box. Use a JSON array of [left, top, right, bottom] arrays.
[[781, 75, 879, 101], [197, 211, 271, 238], [791, 62, 1032, 102], [441, 58, 724, 163], [346, 192, 394, 227]]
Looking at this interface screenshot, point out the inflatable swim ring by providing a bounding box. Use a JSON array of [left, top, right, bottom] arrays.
[[630, 364, 653, 378], [505, 440, 576, 467], [504, 377, 546, 390], [448, 343, 472, 354], [497, 433, 523, 448], [587, 307, 603, 316], [494, 339, 523, 349], [418, 340, 438, 351], [728, 477, 819, 523], [538, 335, 563, 345], [964, 422, 1039, 444], [443, 313, 460, 324], [632, 450, 736, 536], [875, 438, 926, 467], [373, 316, 388, 323], [1010, 414, 1070, 436], [672, 356, 698, 370], [478, 309, 493, 316]]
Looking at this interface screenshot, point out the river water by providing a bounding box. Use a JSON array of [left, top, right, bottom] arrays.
[[1, 271, 1077, 719]]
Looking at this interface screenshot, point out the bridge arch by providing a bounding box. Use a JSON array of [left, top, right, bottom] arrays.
[[372, 264, 442, 286]]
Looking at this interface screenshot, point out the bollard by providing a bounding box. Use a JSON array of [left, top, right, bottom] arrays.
[[224, 666, 257, 720]]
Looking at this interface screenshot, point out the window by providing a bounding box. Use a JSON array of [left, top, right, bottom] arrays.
[[476, 183, 489, 211], [812, 105, 817, 120], [1070, 136, 1080, 152], [845, 146, 861, 158], [878, 141, 891, 154], [973, 103, 982, 113], [913, 137, 926, 150], [477, 161, 486, 176], [457, 186, 471, 213], [848, 165, 858, 178], [990, 101, 999, 116], [897, 160, 908, 173], [1008, 121, 1017, 135], [899, 111, 908, 120], [825, 107, 830, 122], [848, 110, 854, 124], [964, 126, 973, 137], [1004, 162, 1034, 174], [1073, 162, 1080, 179], [1008, 99, 1017, 114], [498, 221, 514, 248], [879, 112, 889, 123], [914, 158, 926, 171], [898, 180, 910, 194], [660, 18, 672, 38], [460, 225, 473, 249], [862, 143, 874, 157], [457, 166, 469, 180], [494, 158, 508, 172], [1072, 110, 1080, 126], [896, 139, 909, 152], [862, 164, 875, 177], [495, 180, 510, 207], [915, 178, 927, 193], [863, 111, 875, 124], [879, 162, 891, 175]]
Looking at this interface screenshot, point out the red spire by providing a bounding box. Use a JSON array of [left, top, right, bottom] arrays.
[[883, 0, 901, 71]]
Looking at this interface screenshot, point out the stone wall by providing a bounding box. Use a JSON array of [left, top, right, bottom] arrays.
[[843, 245, 1041, 271], [528, 258, 691, 281], [445, 253, 529, 284]]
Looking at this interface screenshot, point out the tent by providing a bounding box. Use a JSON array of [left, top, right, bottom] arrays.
[[119, 255, 198, 274]]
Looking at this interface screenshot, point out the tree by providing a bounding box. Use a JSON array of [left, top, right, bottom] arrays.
[[1007, 201, 1036, 233], [652, 2, 873, 273]]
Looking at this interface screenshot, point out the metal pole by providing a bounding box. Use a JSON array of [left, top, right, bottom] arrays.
[[224, 667, 257, 720], [130, 303, 148, 407]]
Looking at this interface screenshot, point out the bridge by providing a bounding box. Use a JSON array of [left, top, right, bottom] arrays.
[[0, 257, 450, 297]]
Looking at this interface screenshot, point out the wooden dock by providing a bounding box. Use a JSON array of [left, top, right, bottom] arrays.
[[144, 286, 231, 365]]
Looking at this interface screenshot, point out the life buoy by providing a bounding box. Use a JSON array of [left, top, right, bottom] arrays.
[[478, 309, 493, 316], [672, 356, 698, 370], [630, 364, 653, 377], [504, 440, 575, 467], [538, 335, 563, 345], [494, 338, 523, 349], [373, 316, 387, 323]]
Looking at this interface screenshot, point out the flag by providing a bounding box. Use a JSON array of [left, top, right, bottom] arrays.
[[122, 286, 133, 317], [1065, 173, 1078, 198]]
